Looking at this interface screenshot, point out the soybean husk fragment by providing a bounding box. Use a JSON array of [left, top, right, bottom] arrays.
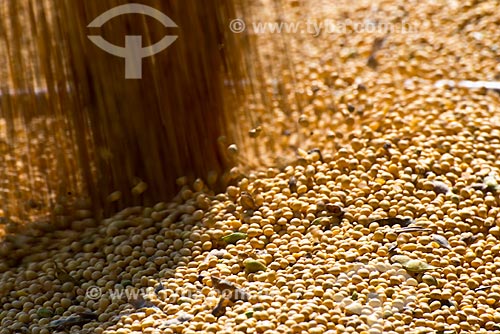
[[484, 175, 499, 191], [311, 217, 338, 229], [393, 227, 432, 233], [311, 204, 344, 229], [78, 311, 98, 319], [37, 308, 53, 318], [202, 249, 228, 264], [431, 234, 451, 250], [158, 313, 194, 329], [240, 192, 256, 210], [288, 176, 298, 193], [311, 217, 325, 225], [48, 312, 98, 330], [367, 54, 378, 69], [209, 276, 250, 302], [351, 291, 358, 300], [433, 181, 450, 194], [469, 183, 489, 191], [367, 36, 385, 69], [244, 259, 267, 273], [390, 255, 438, 273], [207, 277, 251, 317], [210, 275, 237, 291], [469, 175, 500, 193], [221, 232, 248, 244], [372, 217, 414, 227], [403, 259, 437, 273], [388, 243, 399, 254], [436, 299, 456, 308], [154, 282, 165, 295], [326, 203, 344, 216], [129, 294, 156, 309], [421, 274, 438, 286], [460, 232, 478, 245], [54, 262, 79, 284], [212, 296, 230, 317]]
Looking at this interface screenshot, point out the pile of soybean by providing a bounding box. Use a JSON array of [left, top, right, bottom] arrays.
[[3, 0, 500, 333], [2, 92, 500, 333]]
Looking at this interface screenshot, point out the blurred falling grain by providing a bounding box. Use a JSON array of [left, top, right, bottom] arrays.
[[0, 0, 311, 223], [0, 0, 259, 220]]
